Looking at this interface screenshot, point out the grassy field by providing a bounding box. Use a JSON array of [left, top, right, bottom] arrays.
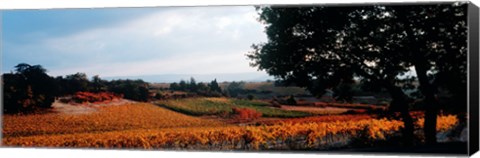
[[155, 98, 312, 118]]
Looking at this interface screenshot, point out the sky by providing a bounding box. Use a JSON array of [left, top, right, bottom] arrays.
[[2, 6, 269, 81]]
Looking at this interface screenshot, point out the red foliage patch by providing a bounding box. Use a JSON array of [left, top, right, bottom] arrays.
[[231, 107, 262, 121], [72, 92, 122, 104]]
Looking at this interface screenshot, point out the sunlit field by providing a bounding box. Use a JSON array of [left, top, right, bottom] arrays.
[[2, 103, 225, 138], [2, 100, 458, 150], [1, 2, 471, 154]]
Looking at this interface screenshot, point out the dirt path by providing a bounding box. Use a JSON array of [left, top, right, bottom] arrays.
[[51, 99, 136, 115]]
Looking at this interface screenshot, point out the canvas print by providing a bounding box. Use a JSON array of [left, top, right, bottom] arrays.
[[1, 2, 478, 156]]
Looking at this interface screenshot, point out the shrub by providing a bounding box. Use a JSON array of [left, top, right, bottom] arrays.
[[231, 107, 262, 121], [272, 95, 297, 105], [269, 100, 282, 108], [247, 94, 255, 100], [285, 95, 297, 105], [72, 92, 121, 104]]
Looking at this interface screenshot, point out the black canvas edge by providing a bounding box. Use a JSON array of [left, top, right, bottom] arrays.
[[468, 1, 480, 156]]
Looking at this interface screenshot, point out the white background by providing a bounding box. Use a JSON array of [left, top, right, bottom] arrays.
[[0, 0, 479, 158]]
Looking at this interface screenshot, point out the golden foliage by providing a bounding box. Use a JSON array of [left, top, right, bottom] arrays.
[[3, 103, 225, 138], [415, 115, 458, 132], [4, 115, 458, 149], [3, 102, 459, 150]]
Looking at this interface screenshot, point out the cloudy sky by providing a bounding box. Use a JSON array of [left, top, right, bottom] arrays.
[[2, 6, 269, 81]]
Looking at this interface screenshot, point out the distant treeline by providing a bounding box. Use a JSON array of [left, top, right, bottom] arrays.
[[166, 78, 248, 98], [168, 78, 223, 97], [2, 63, 150, 114]]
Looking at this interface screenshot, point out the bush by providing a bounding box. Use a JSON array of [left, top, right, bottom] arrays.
[[269, 101, 282, 108], [231, 107, 262, 121], [72, 91, 121, 104], [285, 95, 297, 105], [273, 95, 297, 105]]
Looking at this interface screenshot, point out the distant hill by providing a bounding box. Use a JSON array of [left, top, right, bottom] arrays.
[[104, 72, 274, 83]]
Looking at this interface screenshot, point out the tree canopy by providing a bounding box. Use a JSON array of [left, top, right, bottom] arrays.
[[3, 63, 56, 113], [248, 3, 467, 144]]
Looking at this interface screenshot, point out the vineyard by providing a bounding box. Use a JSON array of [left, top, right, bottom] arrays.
[[155, 98, 312, 118], [3, 115, 458, 150], [2, 100, 459, 150], [3, 103, 225, 138]]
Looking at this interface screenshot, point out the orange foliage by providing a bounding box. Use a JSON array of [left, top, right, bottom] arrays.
[[3, 118, 406, 149], [231, 107, 262, 121], [72, 92, 122, 104], [2, 101, 459, 150], [2, 103, 224, 138], [258, 114, 374, 125], [415, 115, 458, 132]]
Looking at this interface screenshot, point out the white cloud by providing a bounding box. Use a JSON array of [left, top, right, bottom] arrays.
[[48, 50, 255, 77], [31, 6, 267, 77]]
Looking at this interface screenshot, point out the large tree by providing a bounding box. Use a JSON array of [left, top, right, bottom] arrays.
[[108, 79, 150, 101], [91, 75, 108, 92], [248, 3, 467, 145], [63, 72, 90, 94], [3, 63, 57, 113], [392, 4, 468, 144], [208, 79, 222, 93], [348, 4, 468, 144]]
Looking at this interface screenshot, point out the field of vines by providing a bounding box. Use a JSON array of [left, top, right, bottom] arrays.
[[155, 98, 312, 118], [2, 100, 459, 150], [2, 103, 225, 138]]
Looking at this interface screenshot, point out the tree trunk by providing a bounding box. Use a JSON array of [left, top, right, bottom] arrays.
[[413, 63, 439, 145], [384, 83, 415, 146], [424, 97, 438, 145]]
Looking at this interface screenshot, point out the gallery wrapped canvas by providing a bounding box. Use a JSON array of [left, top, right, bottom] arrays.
[[1, 1, 479, 157]]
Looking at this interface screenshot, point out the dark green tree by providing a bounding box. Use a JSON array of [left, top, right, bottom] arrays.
[[208, 79, 222, 93], [188, 77, 198, 92], [3, 73, 30, 113], [3, 63, 57, 113], [248, 3, 467, 144], [345, 4, 468, 144], [395, 4, 467, 144], [333, 77, 355, 103], [107, 79, 150, 101], [91, 75, 107, 92], [248, 6, 415, 144], [196, 82, 209, 95], [64, 72, 90, 94], [170, 82, 179, 91], [179, 80, 187, 91], [226, 81, 245, 97]]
